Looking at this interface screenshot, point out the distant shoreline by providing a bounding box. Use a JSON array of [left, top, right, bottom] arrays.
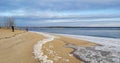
[[17, 26, 120, 28], [18, 27, 120, 38]]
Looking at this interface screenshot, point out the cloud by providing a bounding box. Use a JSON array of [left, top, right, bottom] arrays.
[[14, 16, 120, 27], [0, 8, 120, 20], [16, 20, 120, 27], [0, 0, 120, 12], [0, 0, 120, 27]]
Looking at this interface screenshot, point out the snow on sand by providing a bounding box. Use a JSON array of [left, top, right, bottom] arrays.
[[32, 32, 55, 63], [58, 34, 120, 47], [32, 32, 120, 63], [59, 34, 120, 63]]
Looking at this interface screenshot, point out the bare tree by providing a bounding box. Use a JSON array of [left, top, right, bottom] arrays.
[[0, 17, 7, 28], [0, 17, 15, 30], [8, 17, 14, 27], [3, 17, 15, 28]]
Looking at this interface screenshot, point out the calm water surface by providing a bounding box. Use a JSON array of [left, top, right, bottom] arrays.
[[21, 27, 120, 39]]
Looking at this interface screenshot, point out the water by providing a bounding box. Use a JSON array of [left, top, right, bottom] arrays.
[[20, 27, 120, 39]]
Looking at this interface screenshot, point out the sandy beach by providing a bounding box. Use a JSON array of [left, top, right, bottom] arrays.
[[0, 29, 96, 63], [0, 29, 120, 63], [1, 0, 120, 63], [41, 33, 97, 63], [0, 29, 44, 63], [32, 32, 120, 63]]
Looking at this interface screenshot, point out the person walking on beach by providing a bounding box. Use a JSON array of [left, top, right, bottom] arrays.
[[11, 26, 14, 32], [26, 27, 28, 32]]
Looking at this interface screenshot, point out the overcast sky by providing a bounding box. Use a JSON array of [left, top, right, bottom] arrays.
[[0, 0, 120, 27]]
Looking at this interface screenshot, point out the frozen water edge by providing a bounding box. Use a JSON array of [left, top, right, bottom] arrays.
[[56, 34, 120, 63], [67, 44, 120, 63], [31, 31, 120, 63], [32, 32, 55, 63], [57, 34, 120, 47]]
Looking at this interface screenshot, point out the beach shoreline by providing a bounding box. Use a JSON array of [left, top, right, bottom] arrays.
[[0, 29, 120, 63], [32, 31, 120, 63]]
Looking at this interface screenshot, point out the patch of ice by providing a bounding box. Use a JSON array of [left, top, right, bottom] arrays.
[[63, 59, 70, 62], [48, 49, 56, 54], [67, 44, 120, 63], [32, 32, 55, 63], [57, 33, 120, 63], [58, 34, 120, 47], [53, 56, 62, 61], [68, 54, 73, 57], [32, 32, 120, 63]]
